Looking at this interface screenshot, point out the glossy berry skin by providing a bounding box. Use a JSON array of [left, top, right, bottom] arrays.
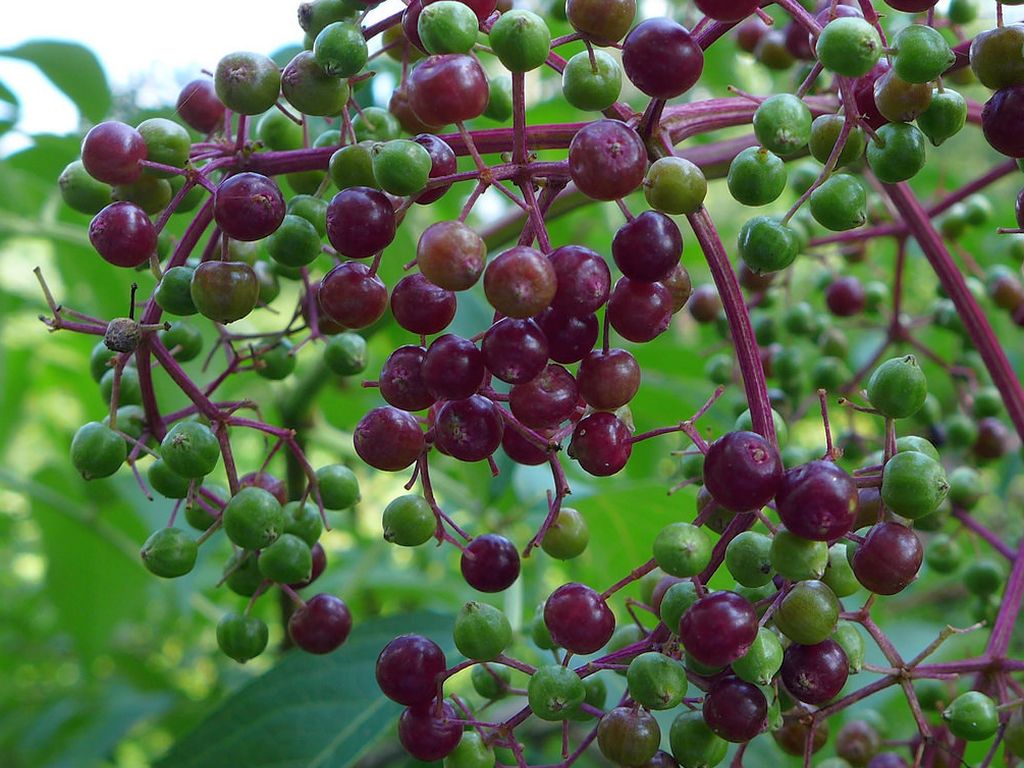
[[578, 348, 640, 410], [566, 0, 635, 45], [695, 0, 759, 22], [215, 51, 281, 115], [390, 273, 456, 335], [288, 593, 352, 654], [851, 522, 923, 595], [408, 54, 489, 126], [811, 175, 867, 233], [326, 187, 396, 258], [816, 17, 882, 78], [776, 460, 858, 541], [422, 334, 484, 400], [353, 406, 424, 471], [774, 580, 840, 645], [727, 147, 786, 207], [562, 49, 622, 112], [528, 665, 586, 720], [982, 86, 1024, 158], [502, 427, 550, 466], [781, 639, 849, 705], [318, 262, 388, 330], [89, 201, 156, 268], [866, 123, 927, 183], [413, 133, 458, 205], [81, 121, 147, 185], [703, 677, 767, 743], [222, 487, 285, 550], [678, 591, 758, 668], [943, 691, 999, 741], [568, 119, 647, 201], [489, 9, 551, 72], [380, 345, 435, 411], [568, 412, 632, 476], [737, 216, 799, 275], [377, 633, 447, 706], [482, 318, 548, 384], [175, 79, 225, 133], [217, 612, 269, 663], [622, 18, 703, 99], [461, 534, 520, 592], [625, 652, 687, 710], [398, 701, 461, 761], [434, 395, 504, 462], [544, 582, 616, 655], [483, 246, 557, 318], [213, 172, 285, 242], [160, 420, 220, 479], [703, 430, 783, 513], [382, 494, 436, 547], [597, 707, 661, 767], [607, 277, 673, 343], [258, 533, 312, 584], [670, 710, 728, 768], [140, 528, 197, 578], [509, 364, 578, 429], [416, 220, 486, 291], [612, 211, 682, 282], [190, 261, 259, 324]]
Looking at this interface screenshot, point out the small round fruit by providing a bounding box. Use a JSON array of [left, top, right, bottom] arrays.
[[816, 18, 883, 78], [528, 665, 585, 721], [597, 707, 661, 766], [622, 18, 703, 99], [314, 21, 369, 76], [80, 121, 147, 185], [71, 421, 126, 480], [377, 634, 447, 705], [383, 494, 436, 546], [866, 123, 927, 183], [810, 174, 867, 232], [703, 430, 783, 513], [653, 522, 712, 577], [737, 216, 800, 274], [190, 260, 259, 324], [774, 580, 840, 645], [288, 593, 353, 654], [776, 460, 858, 541], [670, 710, 728, 768], [540, 507, 589, 560], [881, 451, 948, 520], [88, 201, 156, 268], [679, 590, 758, 668], [725, 531, 775, 587], [727, 147, 787, 207], [453, 601, 512, 661], [644, 156, 707, 215], [703, 677, 768, 743], [489, 10, 551, 72], [407, 54, 489, 126], [942, 691, 998, 741], [323, 332, 369, 376], [159, 420, 220, 479], [354, 406, 424, 471], [461, 534, 520, 593], [140, 527, 197, 578], [892, 24, 954, 84], [544, 582, 615, 654], [372, 139, 432, 197], [626, 652, 687, 710], [851, 522, 923, 595], [568, 119, 647, 202], [562, 49, 622, 111], [731, 626, 784, 686], [222, 487, 286, 550], [214, 51, 281, 115], [753, 94, 812, 156], [867, 355, 928, 419], [258, 533, 313, 583], [315, 463, 361, 509], [771, 527, 829, 581], [217, 612, 269, 663]]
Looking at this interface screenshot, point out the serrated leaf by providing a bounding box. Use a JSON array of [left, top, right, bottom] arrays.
[[0, 41, 111, 123], [156, 611, 455, 768]]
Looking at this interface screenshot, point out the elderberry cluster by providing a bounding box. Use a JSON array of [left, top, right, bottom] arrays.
[[41, 0, 1024, 765]]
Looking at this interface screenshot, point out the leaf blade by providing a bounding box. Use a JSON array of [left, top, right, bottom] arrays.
[[0, 41, 111, 122]]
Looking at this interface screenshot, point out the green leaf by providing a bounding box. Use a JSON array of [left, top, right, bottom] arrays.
[[155, 611, 456, 768], [0, 41, 111, 123]]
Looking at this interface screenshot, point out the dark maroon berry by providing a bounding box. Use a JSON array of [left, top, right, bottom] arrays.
[[776, 460, 858, 541], [568, 120, 648, 202], [607, 278, 673, 343], [213, 172, 285, 242], [851, 522, 923, 595], [408, 54, 489, 126], [288, 593, 352, 653], [578, 349, 640, 410], [703, 431, 783, 512], [826, 276, 866, 317], [886, 0, 937, 10], [380, 346, 436, 411], [974, 416, 1011, 459], [326, 186, 396, 258], [434, 395, 504, 462], [176, 79, 225, 133], [784, 20, 816, 60], [377, 633, 448, 705], [736, 16, 770, 54], [612, 211, 683, 282], [414, 133, 458, 205], [695, 0, 759, 22], [421, 334, 484, 400], [318, 261, 388, 330], [703, 677, 768, 743], [290, 542, 327, 589], [354, 406, 424, 471], [688, 284, 722, 323], [89, 201, 156, 268], [398, 701, 461, 761], [622, 18, 704, 99], [482, 318, 549, 384], [535, 308, 600, 364], [568, 412, 632, 476], [461, 533, 520, 592], [502, 427, 551, 465], [982, 86, 1024, 157], [402, 0, 434, 52], [239, 471, 287, 506], [852, 62, 891, 131], [81, 121, 147, 185], [780, 639, 849, 705], [548, 245, 611, 316], [678, 590, 758, 668], [391, 273, 457, 335], [509, 364, 579, 429], [544, 582, 616, 654]]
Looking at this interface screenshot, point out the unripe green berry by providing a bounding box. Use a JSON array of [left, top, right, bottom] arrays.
[[217, 612, 269, 663], [453, 601, 512, 661], [140, 527, 197, 578]]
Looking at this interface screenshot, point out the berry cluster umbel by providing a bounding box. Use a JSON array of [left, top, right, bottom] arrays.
[[42, 0, 1024, 765]]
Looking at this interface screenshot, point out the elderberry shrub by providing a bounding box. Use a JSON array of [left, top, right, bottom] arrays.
[[43, 0, 1024, 764]]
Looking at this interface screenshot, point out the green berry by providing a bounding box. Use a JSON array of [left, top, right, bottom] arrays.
[[217, 612, 269, 663], [287, 194, 328, 237], [71, 421, 126, 480], [223, 487, 286, 550], [418, 1, 480, 55], [140, 527, 197, 578], [316, 463, 361, 509], [809, 174, 867, 232], [731, 626, 783, 686], [561, 49, 622, 112], [255, 338, 297, 380], [596, 707, 661, 766], [453, 601, 512, 661], [1005, 709, 1024, 757], [444, 730, 495, 768], [918, 89, 967, 147], [569, 675, 608, 721], [946, 413, 979, 449], [215, 51, 282, 115], [943, 691, 998, 741], [809, 115, 866, 166], [224, 550, 265, 596], [147, 458, 194, 499], [774, 579, 839, 645], [727, 146, 787, 207], [867, 355, 928, 419], [734, 409, 788, 447], [969, 25, 1024, 90], [282, 50, 349, 116], [159, 321, 204, 362], [832, 620, 865, 674], [382, 494, 435, 546], [964, 558, 1003, 596], [948, 0, 979, 24], [352, 106, 401, 142], [881, 451, 949, 520], [190, 260, 260, 324], [892, 25, 954, 84], [823, 542, 859, 598], [256, 109, 304, 151], [771, 526, 829, 581], [328, 143, 378, 190], [313, 21, 368, 77], [644, 156, 707, 215], [896, 435, 940, 462], [948, 466, 984, 509], [490, 10, 551, 72], [531, 606, 557, 649], [725, 531, 775, 588], [753, 94, 812, 156], [471, 662, 511, 699], [670, 710, 728, 768], [483, 75, 513, 122], [866, 122, 927, 184], [323, 331, 368, 376], [267, 213, 321, 267], [258, 532, 313, 583], [659, 580, 699, 632], [816, 17, 883, 78], [528, 665, 585, 721], [371, 139, 432, 196], [540, 506, 589, 559], [283, 500, 323, 546], [100, 366, 142, 407], [137, 118, 190, 177], [925, 533, 963, 573], [737, 215, 800, 274], [626, 652, 687, 710], [160, 420, 220, 479], [59, 160, 113, 214], [653, 522, 712, 577], [90, 340, 118, 382]]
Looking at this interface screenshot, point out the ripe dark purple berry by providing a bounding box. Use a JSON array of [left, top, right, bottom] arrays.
[[461, 534, 520, 592], [678, 591, 758, 668], [703, 431, 783, 512], [544, 582, 616, 655], [775, 461, 858, 541], [376, 633, 448, 706], [288, 593, 352, 654]]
